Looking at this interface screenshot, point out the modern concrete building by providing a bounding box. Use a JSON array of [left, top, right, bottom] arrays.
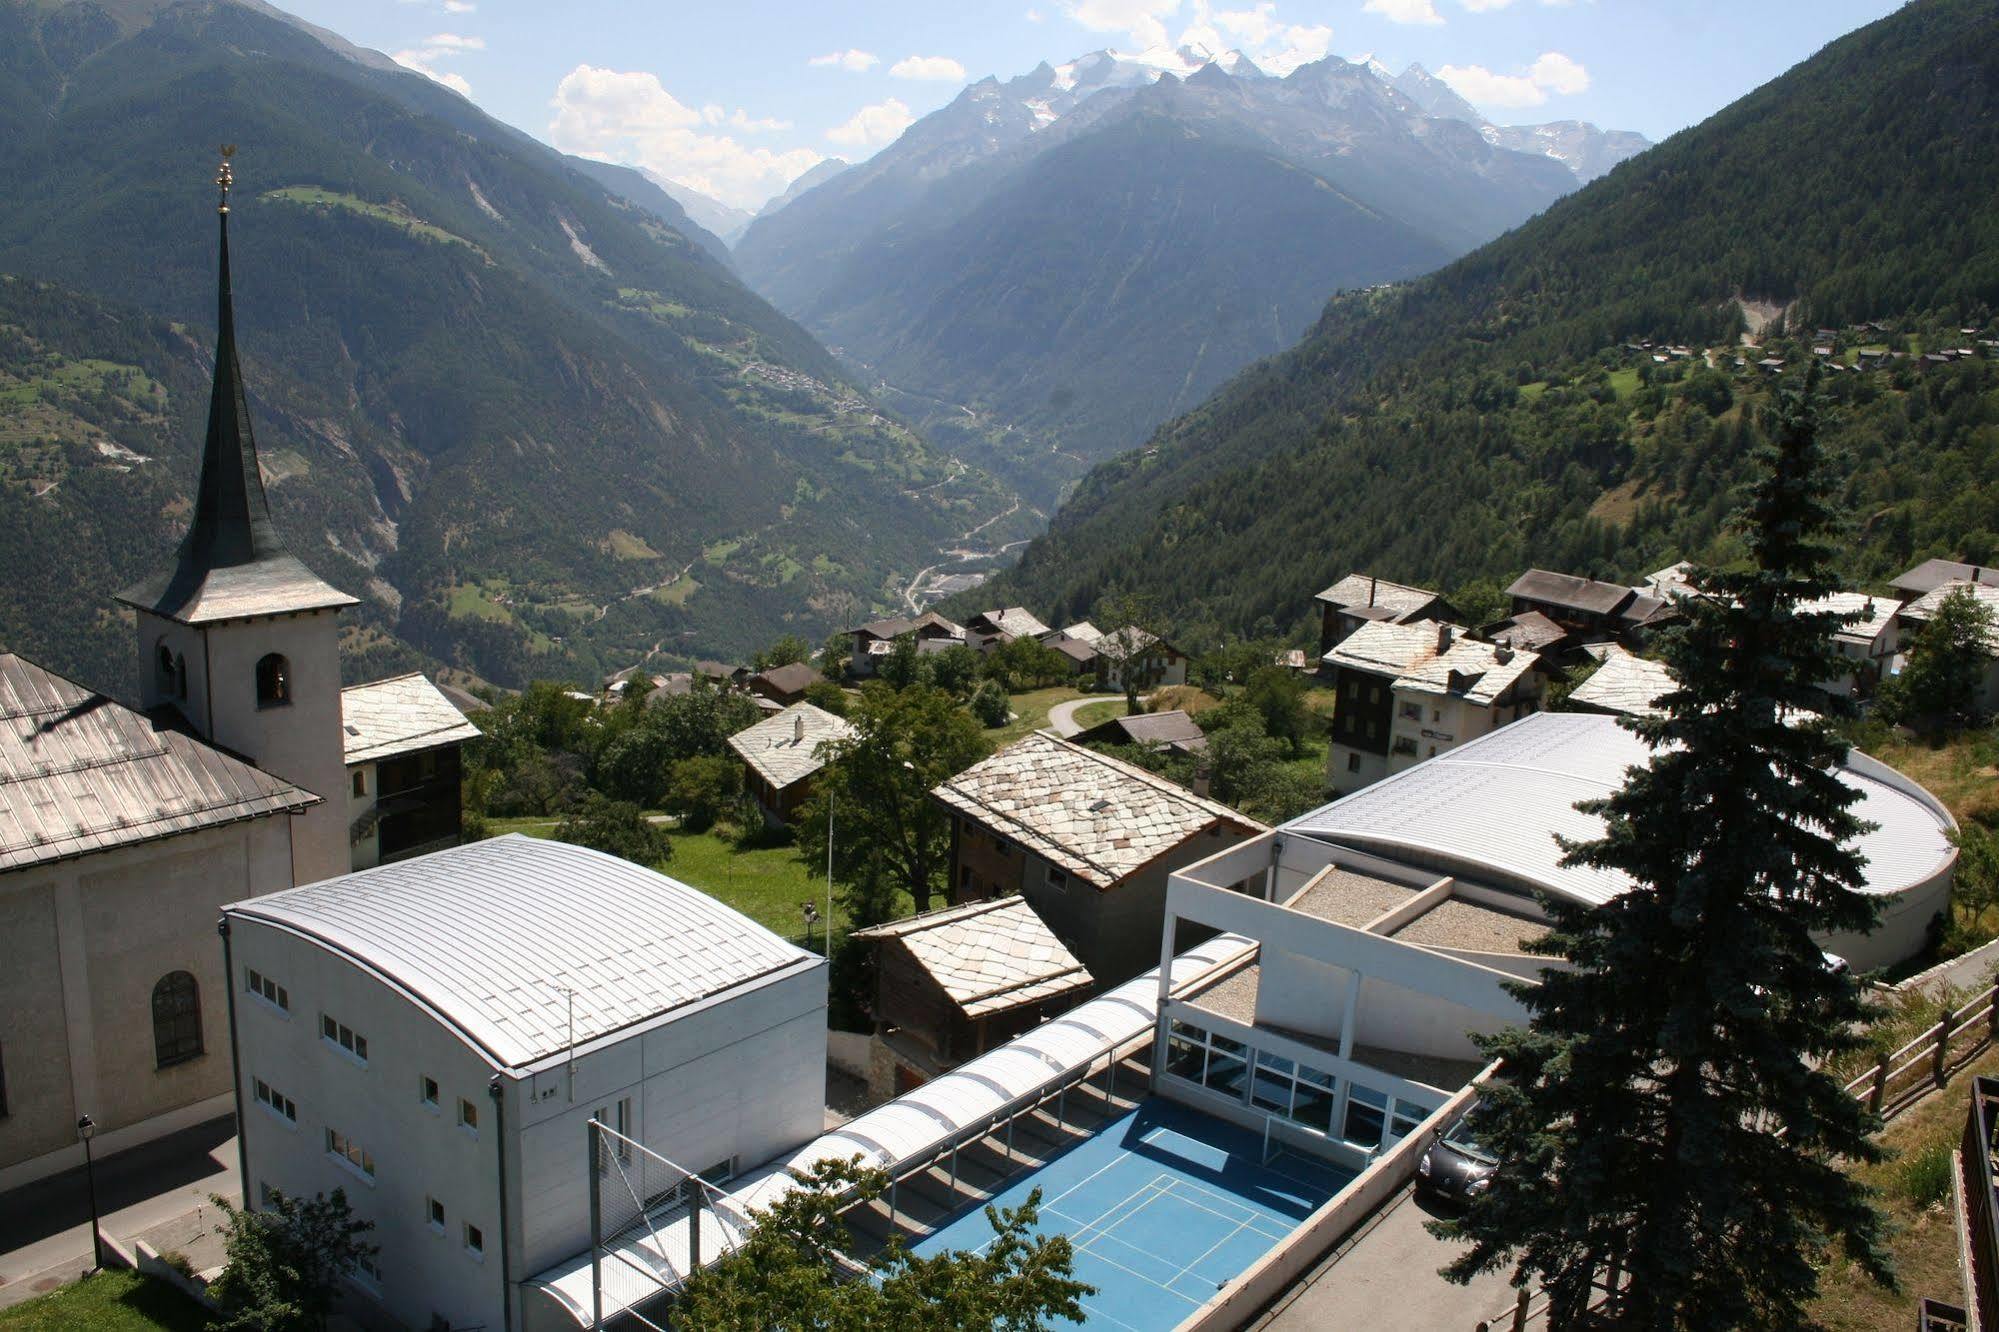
[[1324, 620, 1544, 793], [340, 673, 482, 871], [223, 835, 826, 1332], [933, 733, 1265, 982], [1300, 710, 1956, 972], [0, 653, 313, 1191]]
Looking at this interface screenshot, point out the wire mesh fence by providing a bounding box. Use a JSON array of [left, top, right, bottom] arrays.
[[586, 1118, 757, 1329]]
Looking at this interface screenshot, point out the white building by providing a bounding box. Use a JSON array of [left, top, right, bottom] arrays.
[[223, 835, 826, 1332], [340, 673, 483, 870], [1900, 579, 1999, 712], [1324, 620, 1544, 793], [1298, 711, 1955, 972]]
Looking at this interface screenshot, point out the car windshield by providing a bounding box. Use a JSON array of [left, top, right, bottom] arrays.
[[1444, 1108, 1498, 1165]]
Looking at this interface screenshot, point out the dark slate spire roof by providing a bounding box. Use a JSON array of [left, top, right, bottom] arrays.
[[119, 159, 356, 626]]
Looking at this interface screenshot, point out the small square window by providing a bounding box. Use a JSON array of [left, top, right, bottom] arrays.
[[1347, 753, 1361, 773], [351, 771, 367, 797], [421, 1076, 439, 1108], [427, 1197, 446, 1231], [459, 1098, 479, 1132], [464, 1222, 484, 1256]]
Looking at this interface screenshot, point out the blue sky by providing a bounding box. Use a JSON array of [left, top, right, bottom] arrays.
[[280, 0, 1904, 210]]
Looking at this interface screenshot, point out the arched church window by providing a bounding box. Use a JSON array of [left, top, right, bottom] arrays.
[[152, 971, 203, 1069], [155, 642, 176, 694], [256, 654, 291, 708]]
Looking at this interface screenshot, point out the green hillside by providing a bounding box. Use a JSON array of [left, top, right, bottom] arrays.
[[0, 0, 1021, 692], [966, 0, 1999, 640]]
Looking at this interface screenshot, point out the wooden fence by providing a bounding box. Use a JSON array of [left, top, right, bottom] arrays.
[[1841, 979, 1999, 1122]]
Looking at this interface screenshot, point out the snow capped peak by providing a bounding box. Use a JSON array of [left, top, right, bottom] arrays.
[[1359, 54, 1395, 82], [1211, 49, 1267, 79]]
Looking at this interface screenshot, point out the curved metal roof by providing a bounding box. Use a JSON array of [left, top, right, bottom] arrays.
[[1284, 712, 1955, 907], [226, 835, 813, 1069]]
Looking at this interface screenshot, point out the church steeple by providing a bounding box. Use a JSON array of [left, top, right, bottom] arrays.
[[119, 150, 355, 626]]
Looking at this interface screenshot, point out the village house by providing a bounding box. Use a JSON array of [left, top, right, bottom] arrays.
[[728, 702, 853, 826], [1899, 580, 1999, 713], [340, 674, 482, 872], [1505, 568, 1675, 644], [1312, 574, 1455, 656], [1891, 558, 1999, 600], [846, 611, 962, 679], [932, 733, 1265, 982], [962, 606, 1052, 653], [1324, 621, 1545, 793], [851, 896, 1094, 1098], [746, 661, 824, 707], [1074, 708, 1210, 757], [1094, 625, 1190, 693], [1811, 591, 1902, 696], [1567, 645, 1678, 718]]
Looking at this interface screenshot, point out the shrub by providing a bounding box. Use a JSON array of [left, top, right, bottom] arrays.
[[970, 679, 1011, 728], [1898, 1139, 1954, 1208]]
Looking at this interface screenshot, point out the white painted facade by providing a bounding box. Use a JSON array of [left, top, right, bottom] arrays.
[[137, 605, 350, 885], [225, 852, 827, 1332]]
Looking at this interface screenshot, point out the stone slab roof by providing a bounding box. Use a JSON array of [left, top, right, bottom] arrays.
[[853, 895, 1093, 1019], [1805, 591, 1900, 648], [1901, 581, 1999, 653], [0, 651, 317, 873], [1483, 610, 1569, 653], [1314, 574, 1440, 621], [1891, 558, 1999, 598], [1078, 709, 1208, 753], [1325, 622, 1540, 706], [727, 702, 853, 791], [340, 674, 483, 765], [753, 662, 823, 697], [969, 607, 1051, 640], [1507, 568, 1637, 617], [931, 733, 1262, 890], [1567, 646, 1677, 717], [1322, 620, 1438, 679]]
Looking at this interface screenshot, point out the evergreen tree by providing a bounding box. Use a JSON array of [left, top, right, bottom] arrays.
[[1438, 380, 1892, 1327]]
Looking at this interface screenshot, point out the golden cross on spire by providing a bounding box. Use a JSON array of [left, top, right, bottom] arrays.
[[217, 144, 236, 215]]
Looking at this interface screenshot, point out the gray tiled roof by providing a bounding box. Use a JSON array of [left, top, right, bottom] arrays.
[[1902, 580, 1999, 652], [1890, 558, 1999, 597], [970, 607, 1051, 639], [0, 652, 317, 873], [1507, 568, 1637, 617], [727, 702, 854, 791], [1080, 709, 1208, 753], [226, 835, 813, 1069], [932, 733, 1262, 889], [1313, 574, 1440, 621], [854, 895, 1093, 1019], [1567, 647, 1676, 717], [340, 674, 483, 765]]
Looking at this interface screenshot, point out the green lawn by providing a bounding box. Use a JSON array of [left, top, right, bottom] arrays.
[[1066, 699, 1126, 734], [0, 1270, 208, 1332], [989, 686, 1088, 748], [484, 817, 829, 947]]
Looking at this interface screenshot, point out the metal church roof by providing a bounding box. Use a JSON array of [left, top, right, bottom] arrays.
[[0, 651, 317, 872], [225, 835, 815, 1070], [1283, 711, 1955, 908]]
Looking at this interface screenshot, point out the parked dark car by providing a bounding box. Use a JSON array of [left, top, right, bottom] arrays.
[[1416, 1101, 1497, 1205]]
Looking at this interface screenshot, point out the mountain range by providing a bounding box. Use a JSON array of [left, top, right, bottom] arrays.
[[962, 0, 1999, 644], [0, 0, 1032, 693], [730, 45, 1649, 503]]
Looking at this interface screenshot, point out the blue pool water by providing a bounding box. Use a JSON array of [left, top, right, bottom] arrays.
[[909, 1098, 1353, 1330]]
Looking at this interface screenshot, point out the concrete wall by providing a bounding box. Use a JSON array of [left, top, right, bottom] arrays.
[[0, 816, 294, 1191], [348, 759, 379, 872]]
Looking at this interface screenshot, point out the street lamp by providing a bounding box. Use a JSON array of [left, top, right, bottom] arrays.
[[801, 900, 820, 953], [76, 1114, 104, 1272]]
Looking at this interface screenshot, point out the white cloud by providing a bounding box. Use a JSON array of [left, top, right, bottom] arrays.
[[1172, 4, 1333, 75], [1437, 49, 1589, 107], [809, 49, 880, 72], [701, 104, 793, 132], [890, 55, 967, 81], [1528, 50, 1589, 94], [393, 32, 483, 96], [1363, 0, 1443, 25], [1459, 0, 1515, 9], [826, 97, 915, 148], [1059, 0, 1181, 50], [548, 65, 824, 210], [442, 0, 475, 12], [1026, 6, 1044, 19]]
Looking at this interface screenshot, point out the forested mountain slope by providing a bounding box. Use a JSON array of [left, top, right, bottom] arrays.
[[966, 0, 1999, 642], [0, 0, 1016, 692]]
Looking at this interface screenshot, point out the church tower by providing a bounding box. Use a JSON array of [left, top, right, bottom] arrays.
[[118, 151, 356, 885]]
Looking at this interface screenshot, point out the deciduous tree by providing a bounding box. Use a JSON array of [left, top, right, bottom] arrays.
[[210, 1188, 377, 1332]]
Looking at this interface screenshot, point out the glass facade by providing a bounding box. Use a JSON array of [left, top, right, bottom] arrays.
[[1164, 1015, 1438, 1153]]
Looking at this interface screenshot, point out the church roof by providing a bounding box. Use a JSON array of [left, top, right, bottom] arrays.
[[0, 651, 317, 873], [118, 169, 354, 626]]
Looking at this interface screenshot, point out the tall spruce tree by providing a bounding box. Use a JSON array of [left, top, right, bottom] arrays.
[[1438, 376, 1893, 1328]]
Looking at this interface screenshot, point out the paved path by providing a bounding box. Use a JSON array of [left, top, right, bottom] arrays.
[[1045, 696, 1141, 738], [1256, 1187, 1519, 1331], [0, 1116, 238, 1308]]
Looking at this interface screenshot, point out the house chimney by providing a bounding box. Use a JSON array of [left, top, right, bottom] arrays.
[[1495, 644, 1514, 665], [794, 712, 806, 744], [1369, 575, 1378, 608], [1436, 623, 1454, 654]]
